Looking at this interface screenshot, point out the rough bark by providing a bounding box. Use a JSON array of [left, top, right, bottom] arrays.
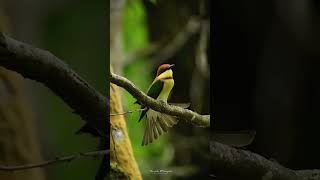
[[110, 81, 141, 179], [110, 0, 142, 179]]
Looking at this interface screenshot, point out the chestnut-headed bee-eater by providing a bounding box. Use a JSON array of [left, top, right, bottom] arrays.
[[138, 64, 178, 146]]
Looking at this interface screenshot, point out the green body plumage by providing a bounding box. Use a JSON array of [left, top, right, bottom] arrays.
[[138, 66, 178, 146]]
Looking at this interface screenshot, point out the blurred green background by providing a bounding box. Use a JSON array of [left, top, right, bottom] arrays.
[[121, 0, 210, 179], [122, 1, 174, 178]]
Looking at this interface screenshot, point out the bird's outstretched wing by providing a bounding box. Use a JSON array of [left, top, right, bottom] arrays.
[[138, 79, 164, 122], [142, 111, 178, 146]]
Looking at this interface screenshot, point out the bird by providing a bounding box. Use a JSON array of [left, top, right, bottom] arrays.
[[137, 64, 179, 146]]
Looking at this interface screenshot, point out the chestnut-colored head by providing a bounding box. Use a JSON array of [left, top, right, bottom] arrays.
[[156, 64, 175, 77]]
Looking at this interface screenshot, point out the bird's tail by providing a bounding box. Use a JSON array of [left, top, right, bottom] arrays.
[[142, 113, 178, 146]]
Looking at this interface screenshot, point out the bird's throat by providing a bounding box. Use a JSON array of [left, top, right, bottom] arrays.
[[157, 79, 174, 102]]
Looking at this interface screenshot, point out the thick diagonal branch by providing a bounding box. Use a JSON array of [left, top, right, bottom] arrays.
[[0, 33, 107, 136], [210, 141, 320, 180], [110, 72, 210, 127]]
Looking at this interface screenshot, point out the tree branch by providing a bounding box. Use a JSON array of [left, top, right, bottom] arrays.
[[0, 150, 109, 171], [110, 108, 146, 116], [0, 32, 107, 137], [210, 141, 320, 180], [110, 72, 210, 127]]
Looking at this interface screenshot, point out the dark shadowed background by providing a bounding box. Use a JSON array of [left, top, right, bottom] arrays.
[[214, 0, 320, 179]]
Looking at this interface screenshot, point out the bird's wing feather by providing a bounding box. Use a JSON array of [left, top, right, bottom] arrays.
[[138, 109, 148, 122], [146, 79, 164, 99], [142, 110, 179, 146], [138, 79, 164, 122]]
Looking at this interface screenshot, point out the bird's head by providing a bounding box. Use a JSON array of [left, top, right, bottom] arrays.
[[156, 64, 175, 81]]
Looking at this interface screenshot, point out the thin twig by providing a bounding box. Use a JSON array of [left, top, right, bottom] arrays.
[[110, 72, 210, 127], [110, 108, 147, 116], [0, 150, 109, 171]]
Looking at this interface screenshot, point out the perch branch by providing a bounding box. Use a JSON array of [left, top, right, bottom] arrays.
[[0, 32, 107, 136], [110, 108, 146, 116], [210, 141, 320, 180], [110, 72, 210, 127], [0, 150, 109, 171]]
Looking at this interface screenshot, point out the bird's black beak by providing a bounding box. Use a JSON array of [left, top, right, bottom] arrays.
[[169, 64, 175, 69]]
